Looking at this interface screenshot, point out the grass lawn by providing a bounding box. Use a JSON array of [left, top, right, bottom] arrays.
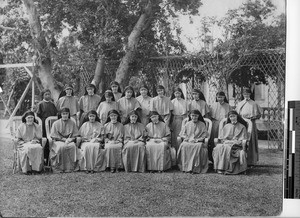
[[0, 137, 283, 217]]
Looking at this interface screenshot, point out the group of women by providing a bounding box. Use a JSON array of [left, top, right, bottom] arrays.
[[15, 81, 262, 175]]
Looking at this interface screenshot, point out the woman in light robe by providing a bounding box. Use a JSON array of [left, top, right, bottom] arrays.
[[208, 91, 232, 162], [136, 84, 152, 126], [78, 84, 101, 127], [236, 87, 262, 166], [150, 85, 174, 126], [170, 87, 188, 152], [110, 81, 122, 102], [56, 84, 79, 121], [145, 111, 172, 172], [15, 111, 44, 174], [122, 110, 146, 172], [78, 110, 106, 173], [96, 90, 119, 124], [177, 110, 208, 174], [213, 110, 248, 174], [188, 89, 210, 118], [50, 107, 80, 173], [117, 86, 141, 124], [104, 110, 124, 173]]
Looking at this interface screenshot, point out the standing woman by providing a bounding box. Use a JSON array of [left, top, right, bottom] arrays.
[[188, 89, 210, 118], [208, 91, 231, 162], [122, 110, 146, 173], [56, 84, 79, 121], [117, 86, 141, 124], [78, 84, 101, 127], [151, 85, 174, 126], [236, 87, 262, 166], [104, 110, 124, 173], [145, 111, 172, 172], [15, 111, 44, 174], [78, 110, 106, 173], [213, 110, 248, 174], [110, 81, 122, 102], [50, 107, 80, 173], [96, 90, 119, 124], [136, 84, 152, 126], [177, 110, 209, 174], [170, 87, 188, 152]]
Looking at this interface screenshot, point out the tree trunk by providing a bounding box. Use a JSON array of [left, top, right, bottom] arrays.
[[91, 56, 105, 95], [115, 0, 153, 88], [23, 0, 60, 101]]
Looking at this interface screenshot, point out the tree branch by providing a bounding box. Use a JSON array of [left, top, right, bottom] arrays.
[[0, 25, 18, 31]]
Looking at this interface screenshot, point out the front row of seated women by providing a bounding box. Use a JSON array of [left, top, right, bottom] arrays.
[[15, 108, 249, 175]]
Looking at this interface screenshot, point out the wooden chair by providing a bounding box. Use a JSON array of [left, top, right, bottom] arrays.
[[10, 116, 46, 173]]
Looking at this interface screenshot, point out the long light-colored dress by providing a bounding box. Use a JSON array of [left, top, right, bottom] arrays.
[[56, 96, 79, 118], [104, 122, 124, 169], [50, 119, 80, 172], [96, 101, 119, 124], [78, 121, 106, 172], [145, 121, 172, 171], [136, 95, 152, 126], [171, 98, 188, 151], [188, 99, 210, 117], [16, 123, 43, 173], [213, 122, 248, 174], [150, 96, 174, 126], [177, 120, 208, 173], [117, 97, 141, 123], [122, 122, 146, 172], [78, 94, 101, 126], [236, 99, 262, 165]]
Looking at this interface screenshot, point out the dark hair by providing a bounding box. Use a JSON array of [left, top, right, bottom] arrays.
[[153, 85, 166, 97], [188, 109, 205, 123], [82, 110, 101, 124], [171, 87, 185, 100], [192, 89, 206, 102], [83, 84, 97, 95], [100, 90, 116, 103], [121, 86, 136, 98], [123, 110, 142, 125], [136, 84, 152, 97], [41, 89, 51, 99], [149, 111, 165, 123], [21, 111, 38, 124], [226, 110, 248, 128], [215, 91, 229, 103], [110, 81, 122, 93], [58, 107, 71, 119], [105, 109, 121, 124]]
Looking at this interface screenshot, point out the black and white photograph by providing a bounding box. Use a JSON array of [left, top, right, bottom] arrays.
[[0, 0, 297, 217]]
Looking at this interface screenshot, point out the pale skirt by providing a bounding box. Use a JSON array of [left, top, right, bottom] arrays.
[[122, 141, 146, 172], [18, 142, 43, 173], [177, 142, 208, 173], [79, 142, 106, 172], [145, 139, 171, 171], [104, 141, 123, 169]]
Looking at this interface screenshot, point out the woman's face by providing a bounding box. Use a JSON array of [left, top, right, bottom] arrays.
[[111, 85, 119, 93], [25, 115, 34, 125], [174, 91, 181, 99], [61, 112, 69, 120], [191, 114, 199, 123], [150, 115, 159, 123], [140, 88, 148, 97], [217, 95, 225, 104], [88, 114, 96, 123], [125, 90, 133, 98], [243, 93, 250, 100], [130, 114, 138, 123], [192, 92, 199, 100], [65, 88, 72, 96], [157, 89, 164, 97], [109, 113, 118, 123], [229, 114, 238, 123], [87, 87, 94, 95], [43, 92, 51, 101], [106, 95, 112, 103]]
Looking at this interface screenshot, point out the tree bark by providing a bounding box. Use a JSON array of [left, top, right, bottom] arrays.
[[91, 56, 105, 95], [23, 0, 60, 101], [115, 0, 153, 88]]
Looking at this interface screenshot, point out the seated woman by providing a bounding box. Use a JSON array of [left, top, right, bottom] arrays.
[[104, 110, 124, 173], [212, 110, 248, 175], [50, 107, 80, 173], [78, 110, 106, 173], [177, 110, 208, 174], [145, 111, 171, 172], [15, 111, 44, 174], [122, 110, 146, 173]]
